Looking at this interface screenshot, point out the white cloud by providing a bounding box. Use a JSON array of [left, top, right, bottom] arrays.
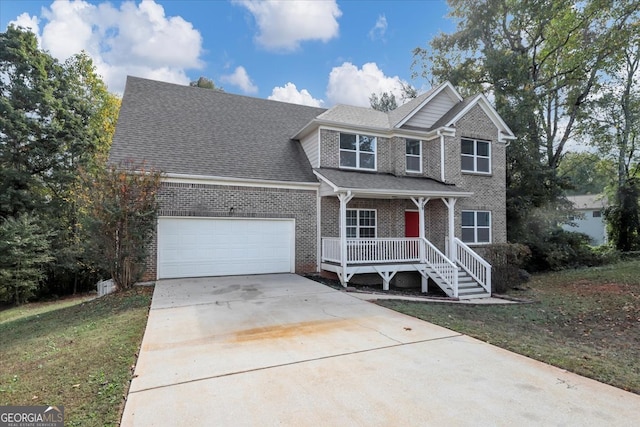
[[9, 0, 204, 94], [234, 0, 341, 51], [220, 66, 258, 94], [8, 13, 41, 43], [326, 62, 409, 107], [368, 14, 387, 41], [268, 83, 324, 107]]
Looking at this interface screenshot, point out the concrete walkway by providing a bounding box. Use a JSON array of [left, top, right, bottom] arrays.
[[122, 274, 640, 426]]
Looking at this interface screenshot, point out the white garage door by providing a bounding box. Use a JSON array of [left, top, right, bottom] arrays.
[[157, 218, 295, 279]]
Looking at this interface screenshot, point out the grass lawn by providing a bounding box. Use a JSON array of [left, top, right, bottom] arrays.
[[0, 286, 153, 426], [378, 260, 640, 394]]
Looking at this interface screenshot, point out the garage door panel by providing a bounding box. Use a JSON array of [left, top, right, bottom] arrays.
[[157, 218, 294, 279]]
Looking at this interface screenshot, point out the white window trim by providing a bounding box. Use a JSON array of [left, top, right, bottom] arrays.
[[405, 139, 422, 173], [346, 209, 377, 238], [461, 210, 492, 244], [461, 138, 491, 174], [339, 133, 377, 171]]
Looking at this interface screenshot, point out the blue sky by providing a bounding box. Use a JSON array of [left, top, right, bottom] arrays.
[[0, 0, 454, 107]]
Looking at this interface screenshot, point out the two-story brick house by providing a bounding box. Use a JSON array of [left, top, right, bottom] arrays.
[[110, 77, 515, 299]]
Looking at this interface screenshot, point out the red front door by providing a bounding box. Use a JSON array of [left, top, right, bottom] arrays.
[[405, 211, 420, 237]]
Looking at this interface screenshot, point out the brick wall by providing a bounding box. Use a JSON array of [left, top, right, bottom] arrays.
[[143, 181, 318, 280], [319, 129, 442, 181], [443, 104, 508, 244]]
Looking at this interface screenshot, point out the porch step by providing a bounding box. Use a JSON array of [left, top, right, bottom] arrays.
[[424, 266, 491, 300]]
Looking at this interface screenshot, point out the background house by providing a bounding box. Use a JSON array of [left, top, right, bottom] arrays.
[[563, 194, 608, 245]]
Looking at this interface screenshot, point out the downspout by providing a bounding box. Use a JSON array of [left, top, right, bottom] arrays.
[[316, 190, 321, 273], [437, 130, 445, 182]]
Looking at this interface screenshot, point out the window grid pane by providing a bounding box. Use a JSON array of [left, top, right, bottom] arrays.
[[406, 139, 420, 155], [359, 135, 376, 153], [406, 156, 421, 172], [340, 133, 377, 170], [461, 211, 490, 244], [340, 133, 357, 150], [346, 209, 376, 238], [340, 151, 356, 168], [461, 138, 490, 173], [359, 153, 375, 169], [477, 141, 490, 157]]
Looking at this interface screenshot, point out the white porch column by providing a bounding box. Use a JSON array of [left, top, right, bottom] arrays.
[[338, 191, 354, 285], [410, 197, 429, 260], [442, 197, 457, 264], [411, 197, 430, 292]]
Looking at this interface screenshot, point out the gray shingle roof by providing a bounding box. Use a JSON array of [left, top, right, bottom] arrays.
[[110, 76, 327, 183], [316, 104, 390, 129], [314, 168, 469, 196]]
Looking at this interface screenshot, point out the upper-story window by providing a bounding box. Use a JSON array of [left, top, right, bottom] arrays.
[[461, 138, 491, 174], [340, 133, 376, 170], [406, 139, 422, 173]]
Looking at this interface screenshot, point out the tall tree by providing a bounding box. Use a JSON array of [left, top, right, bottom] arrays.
[[557, 152, 615, 196], [413, 0, 639, 241], [0, 26, 65, 218], [0, 214, 53, 304], [0, 26, 121, 295], [370, 92, 398, 112], [370, 83, 418, 111], [579, 29, 640, 250], [190, 76, 222, 90]]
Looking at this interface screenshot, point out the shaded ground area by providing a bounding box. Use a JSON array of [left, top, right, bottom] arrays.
[[378, 260, 640, 394]]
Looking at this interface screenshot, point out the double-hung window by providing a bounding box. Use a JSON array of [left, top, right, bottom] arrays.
[[461, 138, 491, 173], [346, 209, 376, 238], [340, 133, 376, 170], [461, 210, 491, 244], [406, 139, 422, 173]]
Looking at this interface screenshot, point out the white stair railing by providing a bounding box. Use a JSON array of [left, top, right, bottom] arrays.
[[421, 237, 459, 297], [455, 237, 491, 294]]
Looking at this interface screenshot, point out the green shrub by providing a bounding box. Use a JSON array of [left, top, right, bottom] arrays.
[[482, 243, 531, 293], [524, 229, 615, 272]]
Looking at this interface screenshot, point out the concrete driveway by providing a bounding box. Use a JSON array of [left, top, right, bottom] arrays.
[[122, 274, 640, 426]]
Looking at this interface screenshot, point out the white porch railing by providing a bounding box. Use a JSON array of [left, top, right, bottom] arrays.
[[322, 238, 341, 263], [422, 237, 459, 297], [321, 237, 421, 264], [455, 237, 491, 294]]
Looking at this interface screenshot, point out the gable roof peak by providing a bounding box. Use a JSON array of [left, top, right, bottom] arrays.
[[390, 81, 463, 128]]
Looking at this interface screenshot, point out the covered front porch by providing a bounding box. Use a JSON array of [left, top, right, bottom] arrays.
[[314, 168, 492, 299]]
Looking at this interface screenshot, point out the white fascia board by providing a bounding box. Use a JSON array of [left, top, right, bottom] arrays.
[[337, 187, 473, 198], [292, 119, 320, 140], [312, 170, 340, 192], [162, 173, 320, 190], [395, 81, 464, 129]]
